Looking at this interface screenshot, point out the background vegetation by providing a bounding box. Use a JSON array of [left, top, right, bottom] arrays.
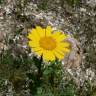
[[0, 0, 96, 96]]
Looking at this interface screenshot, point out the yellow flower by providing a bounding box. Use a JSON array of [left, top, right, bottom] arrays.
[[27, 26, 70, 61]]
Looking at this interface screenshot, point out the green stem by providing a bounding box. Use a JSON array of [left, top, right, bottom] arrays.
[[37, 56, 43, 83]]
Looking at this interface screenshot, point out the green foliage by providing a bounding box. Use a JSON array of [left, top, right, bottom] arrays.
[[0, 48, 78, 96], [26, 56, 43, 95], [43, 60, 62, 86], [37, 0, 49, 10], [15, 27, 23, 35], [66, 0, 80, 6], [91, 87, 96, 96], [37, 0, 81, 11], [0, 0, 3, 4], [79, 80, 93, 96], [60, 82, 77, 96], [26, 58, 78, 96], [0, 45, 93, 96]]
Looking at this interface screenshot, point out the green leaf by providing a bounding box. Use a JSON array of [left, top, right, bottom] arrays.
[[66, 0, 80, 6], [15, 27, 23, 35], [32, 56, 42, 69]]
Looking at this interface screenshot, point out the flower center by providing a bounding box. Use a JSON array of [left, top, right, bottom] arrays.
[[39, 36, 56, 50]]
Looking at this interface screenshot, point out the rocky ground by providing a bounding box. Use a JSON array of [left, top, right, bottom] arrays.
[[0, 0, 96, 96]]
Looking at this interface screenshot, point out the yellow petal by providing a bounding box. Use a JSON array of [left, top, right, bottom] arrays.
[[32, 47, 43, 56], [43, 50, 55, 61], [33, 49, 43, 56], [45, 26, 52, 36], [53, 47, 65, 59], [32, 47, 42, 51], [27, 33, 35, 40], [57, 34, 67, 42], [52, 32, 68, 42], [54, 51, 64, 59], [59, 42, 70, 48], [28, 28, 40, 40], [28, 41, 39, 48], [52, 32, 61, 39], [63, 48, 70, 53], [36, 26, 45, 37], [57, 45, 70, 52]]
